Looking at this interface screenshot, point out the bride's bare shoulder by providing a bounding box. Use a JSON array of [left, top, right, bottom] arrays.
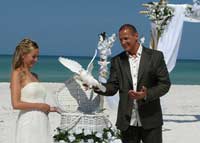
[[11, 68, 25, 81], [12, 68, 22, 75]]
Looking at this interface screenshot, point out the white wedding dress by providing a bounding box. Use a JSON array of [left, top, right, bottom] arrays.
[[15, 82, 52, 143]]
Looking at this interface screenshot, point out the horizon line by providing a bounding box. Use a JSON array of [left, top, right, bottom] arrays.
[[0, 54, 200, 60]]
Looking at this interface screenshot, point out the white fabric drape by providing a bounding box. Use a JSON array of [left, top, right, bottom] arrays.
[[153, 4, 200, 72]]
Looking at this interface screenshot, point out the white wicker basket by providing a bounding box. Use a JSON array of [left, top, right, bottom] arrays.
[[60, 112, 111, 132], [55, 76, 111, 133]]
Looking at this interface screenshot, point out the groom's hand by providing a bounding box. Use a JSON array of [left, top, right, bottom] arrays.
[[82, 83, 99, 91], [82, 83, 90, 90], [128, 86, 147, 100]]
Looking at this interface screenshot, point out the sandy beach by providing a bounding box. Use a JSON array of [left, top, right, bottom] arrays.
[[0, 82, 200, 143]]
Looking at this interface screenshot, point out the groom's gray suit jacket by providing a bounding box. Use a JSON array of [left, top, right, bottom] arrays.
[[97, 46, 171, 131]]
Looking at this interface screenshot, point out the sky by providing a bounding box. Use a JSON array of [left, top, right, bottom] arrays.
[[0, 0, 200, 59]]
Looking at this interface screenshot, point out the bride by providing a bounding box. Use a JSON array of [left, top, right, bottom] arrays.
[[10, 38, 57, 143]]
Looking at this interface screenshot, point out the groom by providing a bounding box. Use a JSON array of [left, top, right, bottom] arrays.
[[95, 24, 171, 143]]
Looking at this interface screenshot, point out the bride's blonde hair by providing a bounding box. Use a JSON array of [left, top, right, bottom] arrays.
[[12, 38, 39, 70]]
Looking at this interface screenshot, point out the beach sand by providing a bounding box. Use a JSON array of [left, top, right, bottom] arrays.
[[0, 82, 200, 143]]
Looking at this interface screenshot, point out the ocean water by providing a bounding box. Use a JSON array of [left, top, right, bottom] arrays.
[[0, 55, 200, 84]]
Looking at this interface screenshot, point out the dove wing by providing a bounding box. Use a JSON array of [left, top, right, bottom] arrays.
[[58, 57, 83, 74], [86, 49, 97, 74]]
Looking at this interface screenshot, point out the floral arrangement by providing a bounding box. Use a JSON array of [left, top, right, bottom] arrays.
[[185, 0, 200, 18], [97, 32, 116, 110], [53, 127, 122, 143], [185, 5, 193, 17], [97, 32, 116, 83], [144, 2, 174, 36]]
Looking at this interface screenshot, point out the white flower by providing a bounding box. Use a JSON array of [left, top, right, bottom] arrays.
[[75, 128, 82, 134], [59, 140, 66, 143], [112, 139, 122, 143], [88, 139, 94, 143], [84, 129, 92, 136], [111, 136, 117, 140], [68, 130, 73, 135], [95, 132, 102, 138], [107, 132, 112, 139], [110, 127, 115, 131], [80, 139, 84, 143], [107, 122, 112, 128], [68, 134, 76, 142]]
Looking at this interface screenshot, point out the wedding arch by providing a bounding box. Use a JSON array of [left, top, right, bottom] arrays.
[[140, 0, 200, 72]]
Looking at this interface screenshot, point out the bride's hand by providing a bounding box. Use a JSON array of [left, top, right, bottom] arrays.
[[39, 103, 50, 113], [49, 107, 58, 112]]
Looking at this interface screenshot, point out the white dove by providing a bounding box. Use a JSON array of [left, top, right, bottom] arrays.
[[58, 50, 106, 92], [140, 36, 145, 44]]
